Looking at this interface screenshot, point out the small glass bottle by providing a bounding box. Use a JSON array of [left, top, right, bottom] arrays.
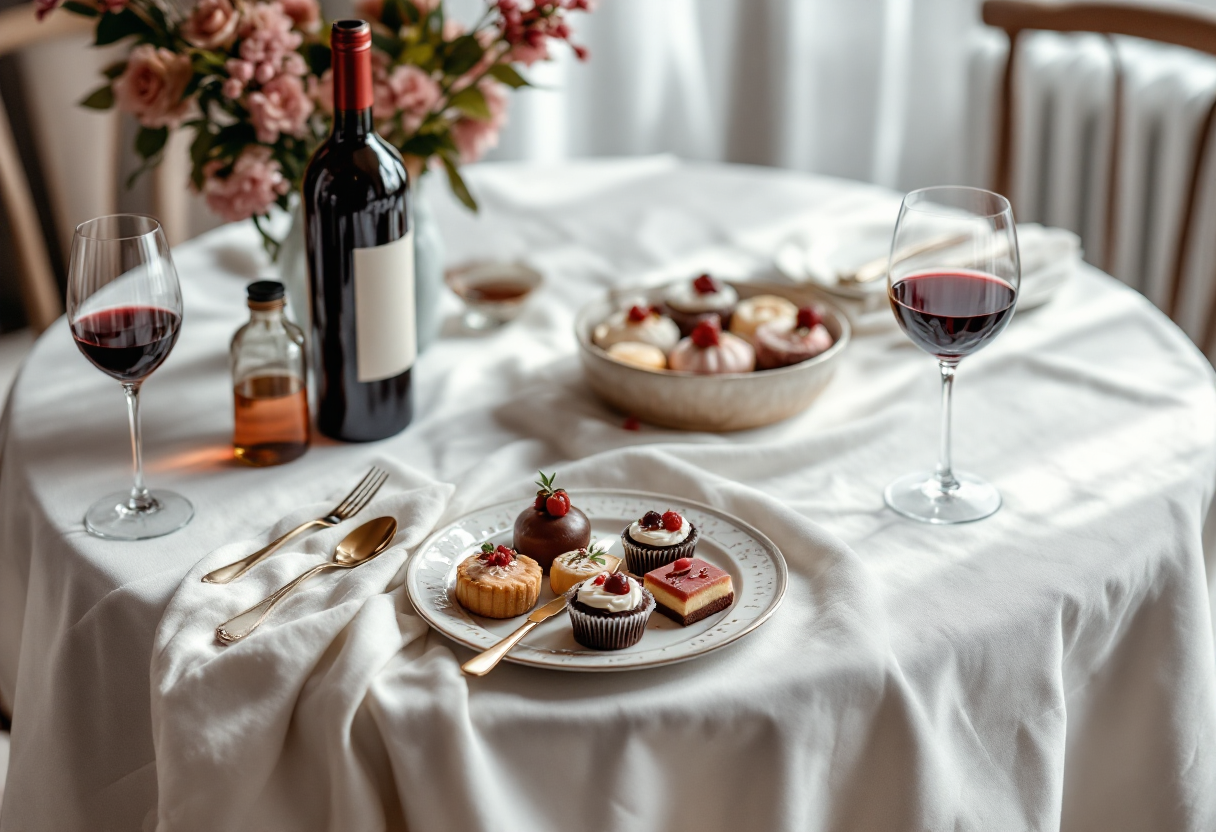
[[231, 281, 310, 466]]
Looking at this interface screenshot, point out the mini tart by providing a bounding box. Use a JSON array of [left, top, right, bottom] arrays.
[[730, 294, 798, 342], [606, 341, 666, 370], [550, 546, 621, 595], [566, 574, 655, 650], [644, 558, 734, 626], [454, 551, 542, 619], [621, 511, 698, 575]]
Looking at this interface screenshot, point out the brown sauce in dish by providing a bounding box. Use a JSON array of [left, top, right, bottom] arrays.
[[458, 281, 532, 302]]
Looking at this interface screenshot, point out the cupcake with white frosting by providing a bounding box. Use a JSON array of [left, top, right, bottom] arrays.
[[662, 273, 739, 335], [621, 508, 699, 575], [593, 304, 680, 353], [566, 571, 656, 650]]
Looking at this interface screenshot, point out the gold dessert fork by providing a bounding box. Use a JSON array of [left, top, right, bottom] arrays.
[[202, 466, 389, 584]]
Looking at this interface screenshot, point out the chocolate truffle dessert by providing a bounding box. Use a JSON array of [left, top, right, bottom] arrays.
[[513, 471, 592, 573]]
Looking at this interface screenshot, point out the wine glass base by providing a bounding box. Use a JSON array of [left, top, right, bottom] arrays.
[[884, 471, 1001, 525], [84, 489, 194, 540]]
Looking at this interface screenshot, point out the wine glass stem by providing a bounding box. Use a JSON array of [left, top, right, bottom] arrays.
[[935, 361, 960, 493], [123, 382, 154, 512]]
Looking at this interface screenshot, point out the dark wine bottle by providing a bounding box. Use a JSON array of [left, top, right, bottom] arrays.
[[303, 19, 414, 442]]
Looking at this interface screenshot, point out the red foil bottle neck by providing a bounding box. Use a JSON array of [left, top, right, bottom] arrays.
[[331, 20, 373, 112]]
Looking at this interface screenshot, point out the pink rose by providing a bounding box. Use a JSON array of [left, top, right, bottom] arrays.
[[374, 65, 441, 132], [113, 44, 193, 129], [247, 74, 314, 142], [451, 80, 507, 163], [201, 147, 291, 222], [239, 3, 303, 83], [307, 69, 333, 115], [507, 41, 548, 66], [279, 0, 320, 32], [181, 0, 239, 49], [354, 0, 383, 19]]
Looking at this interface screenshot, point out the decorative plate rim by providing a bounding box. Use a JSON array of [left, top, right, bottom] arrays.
[[405, 488, 788, 672]]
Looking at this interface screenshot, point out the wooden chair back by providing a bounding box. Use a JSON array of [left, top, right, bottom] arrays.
[[982, 1, 1216, 352]]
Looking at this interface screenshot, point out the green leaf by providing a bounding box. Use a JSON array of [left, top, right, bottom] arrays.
[[214, 122, 257, 145], [488, 64, 530, 88], [447, 85, 490, 120], [443, 34, 483, 77], [401, 41, 434, 67], [400, 132, 445, 158], [95, 9, 149, 45], [79, 84, 114, 110], [135, 126, 168, 160], [188, 128, 214, 189], [380, 0, 405, 32], [62, 1, 99, 16], [304, 43, 331, 76], [371, 31, 403, 60], [102, 61, 127, 79]]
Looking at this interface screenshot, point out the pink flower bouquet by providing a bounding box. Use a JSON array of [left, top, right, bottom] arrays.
[[42, 0, 591, 251]]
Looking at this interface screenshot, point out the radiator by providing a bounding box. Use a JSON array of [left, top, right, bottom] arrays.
[[965, 29, 1216, 346]]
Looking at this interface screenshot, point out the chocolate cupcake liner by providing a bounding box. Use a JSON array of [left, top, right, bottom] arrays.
[[567, 589, 655, 650], [621, 524, 699, 576]]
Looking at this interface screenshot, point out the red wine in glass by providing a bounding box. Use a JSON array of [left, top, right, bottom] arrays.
[[71, 305, 181, 382], [889, 269, 1016, 360]]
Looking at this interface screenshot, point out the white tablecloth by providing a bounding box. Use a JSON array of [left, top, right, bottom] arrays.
[[2, 157, 1215, 831]]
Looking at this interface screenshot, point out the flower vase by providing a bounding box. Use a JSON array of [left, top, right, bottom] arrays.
[[276, 176, 444, 356]]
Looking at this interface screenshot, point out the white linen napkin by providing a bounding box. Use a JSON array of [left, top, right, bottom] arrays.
[[150, 448, 885, 832]]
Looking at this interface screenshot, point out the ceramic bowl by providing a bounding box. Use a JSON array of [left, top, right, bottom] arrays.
[[575, 282, 851, 431]]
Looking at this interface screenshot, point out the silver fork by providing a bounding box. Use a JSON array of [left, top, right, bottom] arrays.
[[201, 467, 389, 584]]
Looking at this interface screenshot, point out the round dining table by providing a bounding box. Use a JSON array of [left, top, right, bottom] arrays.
[[2, 157, 1215, 832]]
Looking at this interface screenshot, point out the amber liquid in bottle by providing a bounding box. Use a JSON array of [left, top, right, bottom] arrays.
[[233, 374, 310, 466]]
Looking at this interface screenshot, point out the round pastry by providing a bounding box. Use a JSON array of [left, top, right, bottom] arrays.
[[668, 318, 755, 375], [606, 341, 666, 371], [662, 274, 739, 335], [550, 542, 621, 595], [513, 470, 592, 573], [593, 305, 680, 353], [754, 307, 834, 370], [730, 294, 798, 342], [621, 508, 698, 575], [454, 543, 543, 619], [566, 571, 655, 650]]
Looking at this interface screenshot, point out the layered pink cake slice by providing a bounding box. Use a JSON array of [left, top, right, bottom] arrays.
[[643, 557, 734, 626]]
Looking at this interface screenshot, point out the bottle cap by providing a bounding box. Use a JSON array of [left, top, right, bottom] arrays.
[[247, 281, 285, 303]]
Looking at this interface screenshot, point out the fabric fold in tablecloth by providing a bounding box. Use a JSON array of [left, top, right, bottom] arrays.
[[150, 451, 890, 832]]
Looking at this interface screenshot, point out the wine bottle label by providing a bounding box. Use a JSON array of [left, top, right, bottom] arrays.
[[353, 231, 416, 382]]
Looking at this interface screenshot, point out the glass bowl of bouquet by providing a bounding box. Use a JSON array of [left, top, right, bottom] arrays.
[[39, 0, 592, 346]]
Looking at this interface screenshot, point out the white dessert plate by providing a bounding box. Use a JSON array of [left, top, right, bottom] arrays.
[[405, 489, 787, 672]]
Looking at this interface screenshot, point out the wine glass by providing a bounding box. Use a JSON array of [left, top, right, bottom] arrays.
[[67, 215, 193, 540], [884, 187, 1020, 524]]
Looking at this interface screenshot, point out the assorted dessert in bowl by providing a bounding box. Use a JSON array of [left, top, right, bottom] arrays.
[[576, 274, 851, 431], [450, 473, 736, 651]]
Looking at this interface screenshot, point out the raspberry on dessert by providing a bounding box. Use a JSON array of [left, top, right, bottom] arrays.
[[640, 510, 663, 530], [495, 544, 515, 562], [533, 494, 546, 510], [546, 491, 571, 517], [796, 306, 823, 330], [692, 273, 719, 295], [690, 317, 721, 348], [593, 573, 607, 586], [671, 557, 693, 574], [661, 510, 683, 532], [603, 573, 630, 595], [627, 304, 649, 323]]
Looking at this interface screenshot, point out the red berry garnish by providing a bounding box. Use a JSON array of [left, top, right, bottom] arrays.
[[627, 304, 648, 323], [661, 510, 682, 532], [690, 318, 721, 348], [495, 544, 515, 560], [640, 511, 663, 530], [546, 491, 570, 517], [692, 273, 718, 294], [593, 573, 607, 586], [671, 557, 693, 574], [622, 415, 641, 431], [534, 494, 546, 510], [496, 552, 511, 566], [796, 306, 822, 330], [603, 573, 630, 595]]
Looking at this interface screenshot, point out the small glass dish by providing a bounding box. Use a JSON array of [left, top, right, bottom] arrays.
[[445, 261, 543, 331]]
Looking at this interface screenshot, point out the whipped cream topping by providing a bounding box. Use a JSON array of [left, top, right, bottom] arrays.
[[628, 516, 691, 546], [555, 543, 616, 578], [663, 279, 739, 313], [576, 574, 643, 612], [593, 310, 680, 352]]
